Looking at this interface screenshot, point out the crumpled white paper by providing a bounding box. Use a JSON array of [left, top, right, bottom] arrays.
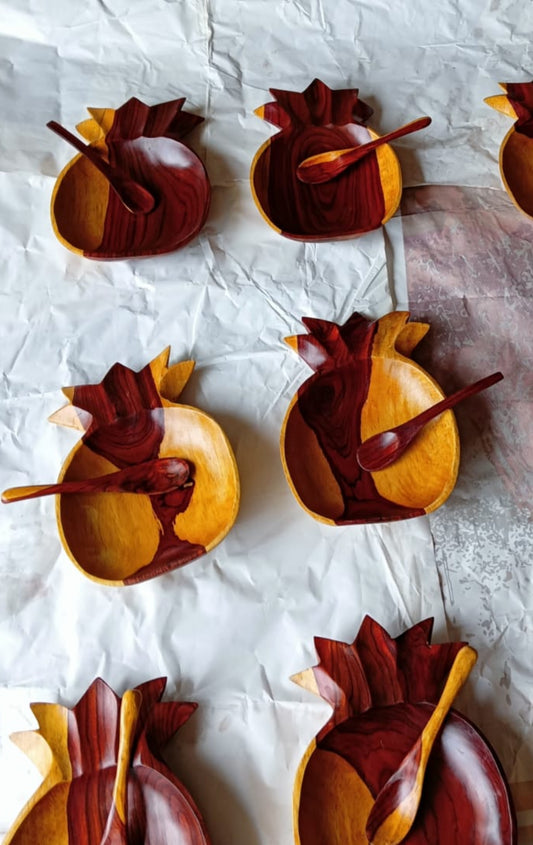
[[0, 0, 531, 842]]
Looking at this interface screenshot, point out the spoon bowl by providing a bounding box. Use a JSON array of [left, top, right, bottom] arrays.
[[47, 120, 155, 214], [357, 371, 503, 472]]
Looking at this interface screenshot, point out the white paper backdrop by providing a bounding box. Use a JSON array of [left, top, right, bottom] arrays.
[[0, 0, 531, 842]]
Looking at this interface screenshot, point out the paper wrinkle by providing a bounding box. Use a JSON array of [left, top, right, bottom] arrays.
[[1, 0, 532, 841]]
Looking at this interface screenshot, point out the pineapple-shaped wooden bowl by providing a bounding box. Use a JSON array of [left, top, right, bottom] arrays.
[[292, 617, 516, 845], [250, 79, 427, 241], [2, 348, 239, 585], [4, 677, 211, 844], [280, 311, 459, 524], [49, 97, 211, 259], [485, 82, 533, 218]]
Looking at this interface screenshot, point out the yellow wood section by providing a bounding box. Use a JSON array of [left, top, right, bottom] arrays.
[[249, 138, 283, 235], [5, 705, 70, 845], [295, 747, 374, 845], [361, 356, 459, 512], [371, 131, 402, 224], [50, 153, 109, 254], [500, 128, 533, 218], [113, 689, 142, 824], [48, 401, 87, 431], [78, 107, 116, 142], [280, 396, 341, 524], [484, 92, 517, 118], [290, 668, 320, 698], [159, 406, 240, 549], [394, 321, 430, 357], [160, 359, 195, 403], [57, 448, 160, 583]]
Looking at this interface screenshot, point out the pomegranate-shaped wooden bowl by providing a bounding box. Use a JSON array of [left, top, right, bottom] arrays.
[[4, 677, 211, 844], [292, 617, 516, 845], [250, 78, 404, 241], [49, 97, 211, 259], [6, 348, 239, 585], [485, 82, 533, 219], [280, 311, 459, 524]]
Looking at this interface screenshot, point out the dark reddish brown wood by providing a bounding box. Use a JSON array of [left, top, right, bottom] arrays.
[[356, 371, 503, 472], [51, 97, 211, 259], [503, 82, 533, 137], [282, 313, 434, 524], [296, 116, 431, 184], [251, 78, 389, 240], [295, 617, 517, 845], [5, 678, 211, 844], [47, 120, 155, 213], [1, 457, 192, 502]]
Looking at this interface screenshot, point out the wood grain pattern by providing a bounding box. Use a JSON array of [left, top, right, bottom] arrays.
[[50, 97, 211, 259], [1, 457, 192, 502], [485, 82, 533, 218], [292, 617, 516, 845], [5, 678, 211, 844], [280, 311, 459, 525], [250, 78, 401, 240], [357, 372, 503, 472], [296, 117, 431, 185], [36, 348, 238, 585]]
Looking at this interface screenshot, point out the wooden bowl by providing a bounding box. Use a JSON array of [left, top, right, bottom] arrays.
[[49, 348, 239, 585], [5, 677, 211, 845], [250, 78, 401, 240], [485, 82, 533, 218], [280, 311, 459, 524], [292, 617, 516, 845], [50, 97, 211, 259]]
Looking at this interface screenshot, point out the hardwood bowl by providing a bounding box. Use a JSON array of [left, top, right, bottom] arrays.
[[485, 83, 533, 219], [280, 311, 459, 524], [250, 79, 402, 241], [49, 97, 211, 259]]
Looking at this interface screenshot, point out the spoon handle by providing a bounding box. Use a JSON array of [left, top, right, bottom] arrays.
[[296, 116, 431, 184], [366, 645, 477, 845], [395, 371, 503, 430], [357, 371, 504, 472], [47, 120, 155, 214], [2, 481, 111, 502]]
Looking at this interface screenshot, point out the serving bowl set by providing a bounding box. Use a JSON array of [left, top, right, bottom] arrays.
[[2, 77, 521, 843]]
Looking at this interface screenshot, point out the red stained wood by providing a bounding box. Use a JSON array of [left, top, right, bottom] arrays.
[[282, 313, 431, 524], [51, 97, 211, 259], [295, 618, 516, 845], [252, 79, 388, 240], [7, 678, 211, 845], [356, 371, 504, 472], [503, 82, 533, 137]]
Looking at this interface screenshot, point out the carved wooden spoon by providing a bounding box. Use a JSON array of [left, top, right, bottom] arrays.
[[357, 371, 503, 472], [99, 688, 142, 845], [296, 116, 431, 184], [47, 120, 156, 214], [1, 457, 192, 503], [366, 645, 478, 845]]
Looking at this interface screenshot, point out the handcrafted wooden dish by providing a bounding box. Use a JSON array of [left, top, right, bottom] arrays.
[[4, 677, 211, 845], [11, 348, 239, 585], [485, 82, 533, 218], [292, 617, 517, 845], [250, 78, 403, 240], [280, 311, 459, 524], [49, 97, 211, 259]]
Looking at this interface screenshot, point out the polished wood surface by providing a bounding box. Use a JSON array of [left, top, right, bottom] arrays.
[[356, 372, 503, 472], [43, 348, 239, 585], [5, 678, 211, 844], [485, 82, 533, 218], [2, 457, 192, 502], [50, 97, 211, 258], [292, 617, 516, 845], [280, 311, 459, 524], [250, 78, 401, 240], [296, 117, 431, 184], [47, 120, 155, 213], [365, 646, 477, 845]]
